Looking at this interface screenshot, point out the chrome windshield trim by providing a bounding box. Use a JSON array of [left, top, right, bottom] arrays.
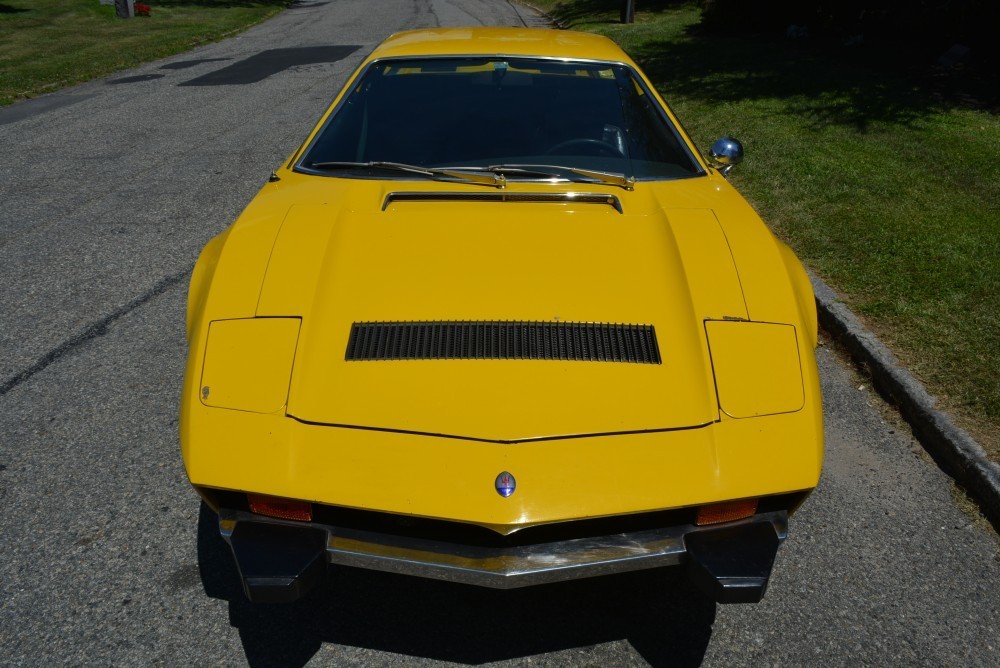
[[219, 509, 787, 589], [381, 190, 624, 213]]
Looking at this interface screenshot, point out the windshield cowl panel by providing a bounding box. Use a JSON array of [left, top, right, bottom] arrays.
[[295, 56, 704, 183]]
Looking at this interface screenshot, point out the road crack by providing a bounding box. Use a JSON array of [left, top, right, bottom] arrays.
[[0, 268, 191, 397]]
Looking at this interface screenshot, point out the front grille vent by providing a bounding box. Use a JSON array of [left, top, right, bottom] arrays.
[[346, 321, 661, 364]]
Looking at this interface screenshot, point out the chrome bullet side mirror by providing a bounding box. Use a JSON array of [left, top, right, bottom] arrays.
[[708, 136, 744, 177]]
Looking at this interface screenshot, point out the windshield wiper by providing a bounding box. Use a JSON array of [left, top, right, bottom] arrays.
[[498, 164, 636, 191], [438, 165, 563, 179], [305, 161, 505, 188], [440, 164, 635, 191]]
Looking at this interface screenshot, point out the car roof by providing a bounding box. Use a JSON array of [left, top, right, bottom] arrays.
[[366, 27, 634, 65]]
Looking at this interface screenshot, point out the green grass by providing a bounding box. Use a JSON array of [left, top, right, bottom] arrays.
[[536, 0, 1000, 459], [0, 0, 288, 105]]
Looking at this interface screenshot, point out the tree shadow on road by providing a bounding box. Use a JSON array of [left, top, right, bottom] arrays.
[[197, 503, 716, 667]]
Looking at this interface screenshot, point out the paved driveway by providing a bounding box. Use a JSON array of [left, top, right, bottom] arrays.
[[0, 1, 996, 665]]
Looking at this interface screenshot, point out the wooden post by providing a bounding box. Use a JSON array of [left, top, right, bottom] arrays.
[[621, 0, 635, 24]]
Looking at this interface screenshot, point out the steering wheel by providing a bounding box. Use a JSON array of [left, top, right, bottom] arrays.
[[544, 138, 623, 157]]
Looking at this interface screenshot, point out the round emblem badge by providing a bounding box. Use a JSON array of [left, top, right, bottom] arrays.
[[495, 471, 516, 498]]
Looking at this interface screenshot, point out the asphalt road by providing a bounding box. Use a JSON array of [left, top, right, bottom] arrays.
[[0, 1, 997, 665]]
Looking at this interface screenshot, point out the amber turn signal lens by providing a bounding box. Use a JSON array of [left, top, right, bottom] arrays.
[[695, 498, 758, 526], [247, 493, 313, 522]]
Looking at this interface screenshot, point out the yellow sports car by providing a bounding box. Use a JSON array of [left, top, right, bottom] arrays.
[[181, 28, 823, 605]]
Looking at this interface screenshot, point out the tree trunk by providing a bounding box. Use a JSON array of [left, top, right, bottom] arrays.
[[621, 0, 635, 24]]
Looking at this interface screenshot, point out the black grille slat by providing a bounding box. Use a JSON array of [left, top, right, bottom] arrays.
[[601, 326, 613, 362], [346, 325, 361, 360], [345, 321, 661, 364], [373, 324, 385, 358]]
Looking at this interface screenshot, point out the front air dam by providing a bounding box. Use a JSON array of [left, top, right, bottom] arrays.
[[228, 521, 326, 603], [684, 521, 781, 603]]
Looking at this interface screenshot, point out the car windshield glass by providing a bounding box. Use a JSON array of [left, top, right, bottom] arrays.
[[298, 57, 702, 181]]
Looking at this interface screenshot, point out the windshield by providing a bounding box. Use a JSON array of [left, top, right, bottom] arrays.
[[297, 57, 703, 181]]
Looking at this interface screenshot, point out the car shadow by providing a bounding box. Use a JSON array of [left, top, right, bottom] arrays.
[[197, 503, 716, 667]]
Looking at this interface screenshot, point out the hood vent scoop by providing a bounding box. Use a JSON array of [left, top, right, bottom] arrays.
[[346, 321, 661, 364], [382, 191, 623, 213]]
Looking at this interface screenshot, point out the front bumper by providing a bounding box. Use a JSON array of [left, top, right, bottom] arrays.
[[218, 508, 787, 604]]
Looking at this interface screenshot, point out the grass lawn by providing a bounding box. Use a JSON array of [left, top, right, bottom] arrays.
[[534, 0, 1000, 460], [0, 0, 288, 106]]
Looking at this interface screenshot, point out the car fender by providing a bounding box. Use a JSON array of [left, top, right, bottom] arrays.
[[187, 228, 231, 342], [775, 239, 818, 349]]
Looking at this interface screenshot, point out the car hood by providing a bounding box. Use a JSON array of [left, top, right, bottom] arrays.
[[251, 184, 749, 441]]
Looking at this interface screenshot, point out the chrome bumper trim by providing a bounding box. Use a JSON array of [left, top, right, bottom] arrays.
[[219, 509, 788, 589]]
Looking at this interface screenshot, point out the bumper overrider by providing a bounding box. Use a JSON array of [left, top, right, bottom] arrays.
[[218, 507, 787, 605]]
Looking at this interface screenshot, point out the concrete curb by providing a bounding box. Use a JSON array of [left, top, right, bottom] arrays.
[[515, 1, 566, 29], [810, 271, 1000, 530]]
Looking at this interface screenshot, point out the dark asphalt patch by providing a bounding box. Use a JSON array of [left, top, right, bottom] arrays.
[[160, 58, 231, 70], [0, 93, 96, 126], [108, 74, 165, 85], [178, 45, 360, 86]]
